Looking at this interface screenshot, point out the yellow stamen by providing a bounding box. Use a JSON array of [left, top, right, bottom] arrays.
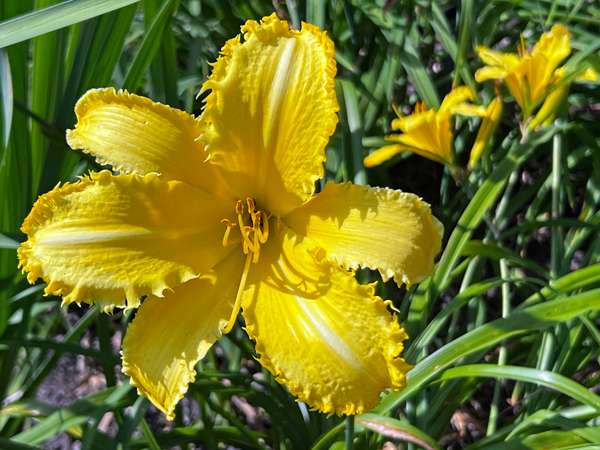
[[224, 198, 270, 262], [223, 251, 253, 334], [221, 219, 237, 247], [238, 213, 255, 254], [253, 212, 261, 263], [258, 211, 268, 244]]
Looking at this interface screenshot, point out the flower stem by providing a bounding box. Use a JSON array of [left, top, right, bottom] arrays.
[[345, 415, 354, 450]]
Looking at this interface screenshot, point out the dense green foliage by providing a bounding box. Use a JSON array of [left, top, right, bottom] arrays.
[[1, 0, 600, 448]]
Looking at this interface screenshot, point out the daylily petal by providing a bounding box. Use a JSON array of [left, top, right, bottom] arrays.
[[122, 251, 246, 420], [504, 73, 526, 109], [476, 46, 520, 70], [469, 96, 503, 170], [242, 227, 412, 416], [393, 109, 435, 132], [392, 113, 453, 163], [438, 86, 474, 115], [385, 134, 451, 165], [66, 88, 234, 199], [475, 66, 509, 82], [528, 86, 567, 129], [533, 24, 570, 75], [363, 144, 413, 167], [284, 182, 443, 287], [449, 104, 488, 118], [18, 171, 237, 310], [200, 14, 338, 216], [577, 68, 598, 82], [520, 53, 552, 102]]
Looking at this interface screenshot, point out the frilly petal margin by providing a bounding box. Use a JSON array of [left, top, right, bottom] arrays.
[[283, 182, 443, 288], [66, 88, 234, 199], [241, 227, 412, 416], [199, 13, 339, 216], [122, 251, 246, 420], [18, 171, 236, 311]]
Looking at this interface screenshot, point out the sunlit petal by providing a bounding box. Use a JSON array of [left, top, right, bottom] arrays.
[[504, 73, 526, 109], [391, 112, 453, 164], [242, 227, 412, 416], [18, 171, 237, 310], [469, 97, 503, 170], [200, 14, 338, 215], [284, 182, 443, 287], [67, 88, 234, 199], [438, 86, 474, 115], [393, 109, 435, 132], [363, 144, 413, 167], [528, 86, 567, 129], [476, 46, 520, 69], [520, 53, 551, 102], [449, 104, 488, 117], [122, 251, 246, 420], [533, 24, 571, 75], [475, 66, 509, 82], [577, 68, 598, 82]]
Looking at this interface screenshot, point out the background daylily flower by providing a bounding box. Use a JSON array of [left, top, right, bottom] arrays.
[[475, 24, 597, 127], [364, 87, 502, 170], [18, 15, 443, 419]]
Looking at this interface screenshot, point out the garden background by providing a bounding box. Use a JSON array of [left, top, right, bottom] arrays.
[[1, 0, 600, 449]]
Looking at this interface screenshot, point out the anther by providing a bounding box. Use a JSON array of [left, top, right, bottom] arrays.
[[247, 198, 256, 215], [236, 200, 255, 254], [236, 200, 244, 215]]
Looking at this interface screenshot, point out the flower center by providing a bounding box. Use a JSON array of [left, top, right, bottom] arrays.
[[221, 198, 269, 263], [220, 198, 270, 334]]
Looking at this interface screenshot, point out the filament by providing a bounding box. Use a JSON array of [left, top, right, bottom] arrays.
[[223, 252, 253, 334]]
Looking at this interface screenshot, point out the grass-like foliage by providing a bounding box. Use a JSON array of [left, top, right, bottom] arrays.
[[1, 0, 600, 449]]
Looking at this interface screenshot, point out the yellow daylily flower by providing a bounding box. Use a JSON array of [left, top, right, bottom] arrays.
[[364, 87, 495, 168], [18, 15, 443, 419], [475, 24, 598, 125]]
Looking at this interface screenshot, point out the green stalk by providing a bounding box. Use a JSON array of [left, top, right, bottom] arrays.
[[528, 127, 563, 413], [345, 415, 354, 450], [487, 258, 510, 435], [551, 131, 563, 279]]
